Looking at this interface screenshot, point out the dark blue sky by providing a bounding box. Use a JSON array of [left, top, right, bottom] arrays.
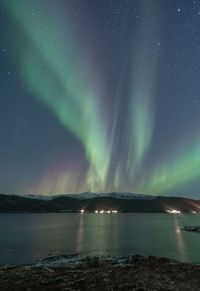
[[1, 0, 200, 198]]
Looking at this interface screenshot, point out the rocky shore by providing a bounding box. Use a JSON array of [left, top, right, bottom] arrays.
[[1, 254, 200, 290], [182, 225, 200, 233]]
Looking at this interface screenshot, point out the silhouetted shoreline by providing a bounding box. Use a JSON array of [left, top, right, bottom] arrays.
[[1, 193, 200, 213]]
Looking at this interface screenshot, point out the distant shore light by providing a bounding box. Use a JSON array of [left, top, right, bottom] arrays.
[[94, 209, 118, 214], [166, 209, 181, 214]]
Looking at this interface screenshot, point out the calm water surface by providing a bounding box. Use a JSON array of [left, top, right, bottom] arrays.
[[0, 213, 200, 264]]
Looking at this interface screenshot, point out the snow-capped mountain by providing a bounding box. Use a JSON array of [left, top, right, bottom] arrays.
[[21, 192, 155, 200]]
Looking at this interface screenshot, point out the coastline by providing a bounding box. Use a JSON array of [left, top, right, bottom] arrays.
[[1, 254, 200, 290]]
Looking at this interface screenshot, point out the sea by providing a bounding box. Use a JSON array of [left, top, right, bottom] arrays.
[[0, 213, 200, 264]]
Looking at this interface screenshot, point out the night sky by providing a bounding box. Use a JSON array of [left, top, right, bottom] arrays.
[[1, 0, 200, 198]]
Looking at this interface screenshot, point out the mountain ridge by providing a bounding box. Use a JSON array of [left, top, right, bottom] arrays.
[[0, 193, 199, 213], [18, 192, 156, 201]]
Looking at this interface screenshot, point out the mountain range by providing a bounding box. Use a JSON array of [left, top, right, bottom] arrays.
[[20, 192, 155, 200], [0, 192, 199, 213]]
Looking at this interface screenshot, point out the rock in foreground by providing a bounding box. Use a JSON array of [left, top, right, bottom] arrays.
[[0, 255, 200, 290]]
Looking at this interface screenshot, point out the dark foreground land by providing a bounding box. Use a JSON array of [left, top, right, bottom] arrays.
[[1, 255, 200, 291]]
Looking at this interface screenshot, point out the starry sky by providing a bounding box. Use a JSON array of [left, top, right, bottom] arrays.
[[1, 0, 200, 198]]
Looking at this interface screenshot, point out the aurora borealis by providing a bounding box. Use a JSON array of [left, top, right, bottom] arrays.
[[1, 0, 200, 198]]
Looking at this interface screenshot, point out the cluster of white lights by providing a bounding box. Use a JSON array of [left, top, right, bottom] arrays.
[[166, 209, 181, 214], [95, 210, 118, 214], [80, 209, 118, 214]]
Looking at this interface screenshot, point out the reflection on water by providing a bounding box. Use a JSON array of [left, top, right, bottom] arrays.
[[173, 215, 187, 261], [76, 213, 84, 254], [0, 213, 200, 264], [75, 214, 120, 255]]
